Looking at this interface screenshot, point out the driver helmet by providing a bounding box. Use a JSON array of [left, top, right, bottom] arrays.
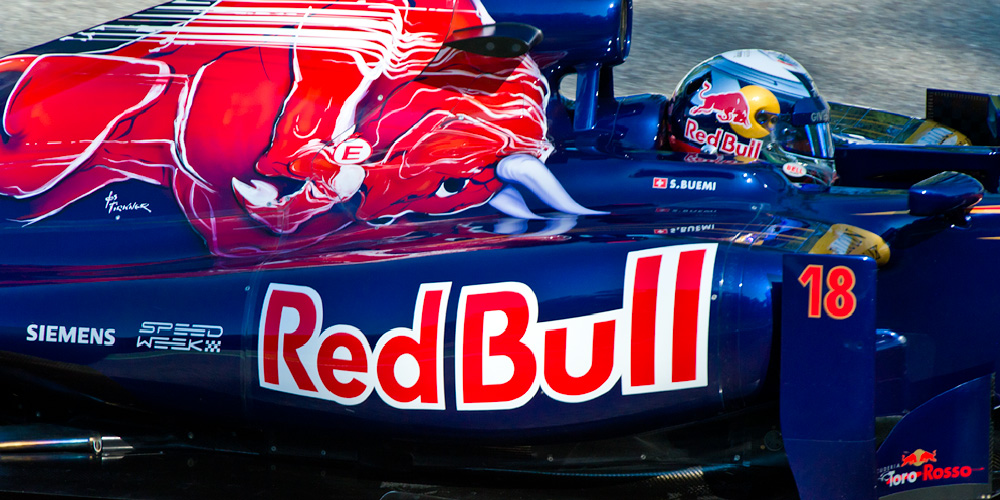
[[666, 49, 836, 185]]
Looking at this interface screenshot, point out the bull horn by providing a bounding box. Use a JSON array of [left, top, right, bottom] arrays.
[[488, 185, 543, 220], [495, 154, 606, 216], [233, 178, 279, 208]]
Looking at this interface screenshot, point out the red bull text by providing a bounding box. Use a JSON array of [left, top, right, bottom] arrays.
[[684, 119, 763, 160], [257, 244, 716, 409]]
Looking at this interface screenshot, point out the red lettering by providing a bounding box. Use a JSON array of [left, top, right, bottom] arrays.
[[682, 118, 761, 159], [374, 284, 449, 409], [259, 285, 322, 391], [920, 463, 977, 483], [257, 244, 719, 410], [684, 118, 698, 141], [333, 138, 372, 164], [317, 329, 370, 400], [543, 319, 616, 398], [457, 284, 538, 410], [343, 145, 363, 159], [720, 132, 736, 154], [672, 249, 706, 382], [630, 255, 661, 387], [707, 129, 722, 148], [624, 245, 715, 394]]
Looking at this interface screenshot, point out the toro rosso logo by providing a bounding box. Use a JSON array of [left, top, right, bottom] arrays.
[[690, 81, 751, 128], [883, 449, 983, 489], [257, 244, 716, 410]]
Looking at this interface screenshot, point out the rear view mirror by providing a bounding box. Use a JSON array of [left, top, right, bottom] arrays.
[[444, 23, 543, 58], [908, 171, 984, 217]]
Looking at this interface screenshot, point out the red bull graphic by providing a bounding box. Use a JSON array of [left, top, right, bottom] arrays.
[[901, 448, 936, 467], [690, 81, 751, 128], [258, 244, 717, 409], [0, 0, 596, 257]]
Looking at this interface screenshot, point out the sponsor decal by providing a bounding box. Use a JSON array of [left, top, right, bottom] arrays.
[[652, 177, 717, 191], [136, 321, 224, 353], [656, 208, 718, 214], [104, 190, 151, 220], [773, 52, 802, 70], [810, 109, 830, 123], [809, 223, 890, 266], [682, 153, 742, 165], [655, 224, 716, 235], [882, 465, 979, 488], [690, 81, 750, 128], [332, 137, 373, 165], [782, 162, 807, 178], [683, 119, 763, 160], [258, 244, 717, 410], [881, 449, 983, 489], [882, 469, 920, 487], [26, 324, 116, 346], [901, 449, 936, 467]]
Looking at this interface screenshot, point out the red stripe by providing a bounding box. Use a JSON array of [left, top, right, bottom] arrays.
[[631, 255, 661, 387], [672, 249, 706, 382]]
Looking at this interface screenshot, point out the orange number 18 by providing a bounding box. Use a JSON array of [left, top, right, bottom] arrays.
[[797, 264, 857, 320]]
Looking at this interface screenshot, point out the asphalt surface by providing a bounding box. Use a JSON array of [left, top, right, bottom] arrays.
[[1, 0, 997, 117]]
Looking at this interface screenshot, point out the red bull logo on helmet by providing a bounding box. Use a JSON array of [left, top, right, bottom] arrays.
[[683, 119, 763, 160], [690, 81, 751, 128], [257, 244, 716, 410]]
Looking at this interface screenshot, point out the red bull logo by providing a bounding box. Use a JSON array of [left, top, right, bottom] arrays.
[[901, 449, 936, 467], [683, 119, 763, 160], [257, 244, 716, 409], [690, 81, 751, 128]]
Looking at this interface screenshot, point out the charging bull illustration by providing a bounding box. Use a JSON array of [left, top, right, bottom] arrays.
[[0, 0, 597, 256], [690, 81, 750, 128]]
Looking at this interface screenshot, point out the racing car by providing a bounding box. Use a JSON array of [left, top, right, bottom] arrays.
[[1, 0, 999, 498]]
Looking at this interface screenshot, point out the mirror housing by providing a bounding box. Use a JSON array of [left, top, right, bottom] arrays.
[[908, 171, 984, 217], [444, 23, 543, 58]]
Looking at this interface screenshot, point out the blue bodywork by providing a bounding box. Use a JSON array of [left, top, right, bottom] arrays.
[[1, 1, 999, 498]]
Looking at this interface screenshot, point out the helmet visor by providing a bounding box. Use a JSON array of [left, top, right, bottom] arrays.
[[773, 120, 834, 159]]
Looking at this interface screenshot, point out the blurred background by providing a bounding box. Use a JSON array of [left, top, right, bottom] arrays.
[[1, 0, 997, 117]]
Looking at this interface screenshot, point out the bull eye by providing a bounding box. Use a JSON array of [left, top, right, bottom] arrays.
[[435, 178, 468, 198]]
